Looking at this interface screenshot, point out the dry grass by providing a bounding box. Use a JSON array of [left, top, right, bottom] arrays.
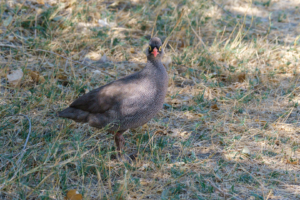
[[1, 0, 300, 199]]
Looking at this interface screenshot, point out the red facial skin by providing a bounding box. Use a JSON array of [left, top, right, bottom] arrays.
[[152, 47, 159, 57]]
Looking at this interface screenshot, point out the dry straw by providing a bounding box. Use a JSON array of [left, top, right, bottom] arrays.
[[1, 0, 300, 199]]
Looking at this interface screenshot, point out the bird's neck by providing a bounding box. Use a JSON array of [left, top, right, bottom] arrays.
[[146, 57, 164, 69], [143, 58, 167, 81]]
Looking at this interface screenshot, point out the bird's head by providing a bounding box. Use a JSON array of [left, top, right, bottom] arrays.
[[146, 37, 164, 59]]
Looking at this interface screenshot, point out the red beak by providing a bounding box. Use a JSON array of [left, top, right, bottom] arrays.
[[152, 47, 159, 57]]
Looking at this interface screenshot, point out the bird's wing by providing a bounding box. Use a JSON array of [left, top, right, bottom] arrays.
[[70, 73, 142, 114]]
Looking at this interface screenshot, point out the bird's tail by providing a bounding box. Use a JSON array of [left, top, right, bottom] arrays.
[[58, 107, 89, 123]]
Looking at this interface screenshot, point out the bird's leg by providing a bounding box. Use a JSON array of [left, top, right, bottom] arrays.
[[114, 132, 125, 151], [113, 131, 134, 163]]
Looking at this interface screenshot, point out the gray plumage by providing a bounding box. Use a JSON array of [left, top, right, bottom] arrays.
[[58, 37, 168, 151]]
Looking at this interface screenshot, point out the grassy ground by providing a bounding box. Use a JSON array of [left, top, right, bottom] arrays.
[[1, 0, 300, 199]]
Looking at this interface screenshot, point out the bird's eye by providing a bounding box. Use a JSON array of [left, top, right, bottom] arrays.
[[159, 46, 162, 51], [149, 46, 152, 51]]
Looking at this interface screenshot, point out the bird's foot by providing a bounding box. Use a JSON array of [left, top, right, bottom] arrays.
[[128, 152, 138, 161], [116, 152, 135, 163]]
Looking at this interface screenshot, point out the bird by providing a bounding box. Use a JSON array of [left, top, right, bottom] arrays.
[[58, 37, 168, 158]]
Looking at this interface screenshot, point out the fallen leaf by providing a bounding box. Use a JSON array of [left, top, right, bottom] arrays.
[[7, 69, 23, 87], [56, 70, 69, 85], [195, 113, 204, 118], [57, 74, 68, 80], [84, 52, 102, 61], [237, 72, 246, 82], [37, 0, 45, 5], [242, 147, 251, 157], [211, 103, 220, 110], [156, 189, 163, 194], [286, 158, 299, 165], [154, 130, 166, 135], [65, 189, 83, 200], [28, 69, 45, 84], [129, 47, 135, 53], [56, 69, 68, 80]]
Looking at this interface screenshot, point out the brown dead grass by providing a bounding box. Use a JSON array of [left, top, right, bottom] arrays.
[[1, 0, 300, 199]]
